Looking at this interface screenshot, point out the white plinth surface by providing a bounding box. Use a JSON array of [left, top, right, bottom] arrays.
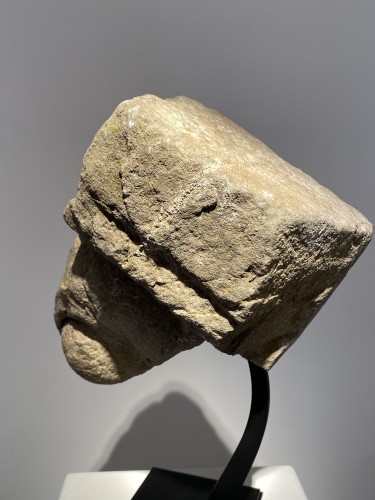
[[59, 466, 308, 499]]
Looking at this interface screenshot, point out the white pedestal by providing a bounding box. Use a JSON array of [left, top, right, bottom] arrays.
[[59, 466, 308, 499]]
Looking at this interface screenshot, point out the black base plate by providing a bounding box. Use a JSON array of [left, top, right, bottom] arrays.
[[131, 468, 262, 500]]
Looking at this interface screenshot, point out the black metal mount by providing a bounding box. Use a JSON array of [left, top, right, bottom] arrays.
[[132, 361, 270, 500]]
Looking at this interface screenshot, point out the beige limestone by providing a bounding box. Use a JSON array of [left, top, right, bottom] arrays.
[[55, 94, 372, 383], [55, 236, 201, 384]]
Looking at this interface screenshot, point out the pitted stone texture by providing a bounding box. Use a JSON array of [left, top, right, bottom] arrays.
[[58, 95, 372, 378], [55, 237, 201, 384]]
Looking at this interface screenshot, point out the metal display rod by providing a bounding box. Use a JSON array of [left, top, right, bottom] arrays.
[[132, 361, 270, 500]]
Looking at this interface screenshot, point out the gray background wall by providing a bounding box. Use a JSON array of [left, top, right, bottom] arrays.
[[1, 1, 374, 499]]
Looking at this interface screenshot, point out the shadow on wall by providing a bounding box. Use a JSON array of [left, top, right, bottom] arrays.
[[100, 392, 231, 471]]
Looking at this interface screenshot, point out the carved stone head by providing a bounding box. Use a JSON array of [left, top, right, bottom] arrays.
[[55, 95, 372, 383]]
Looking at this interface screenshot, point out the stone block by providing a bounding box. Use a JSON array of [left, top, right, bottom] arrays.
[[55, 95, 372, 382]]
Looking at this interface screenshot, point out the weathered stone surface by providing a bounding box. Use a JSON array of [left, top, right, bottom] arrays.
[[55, 236, 201, 383], [56, 94, 372, 382]]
